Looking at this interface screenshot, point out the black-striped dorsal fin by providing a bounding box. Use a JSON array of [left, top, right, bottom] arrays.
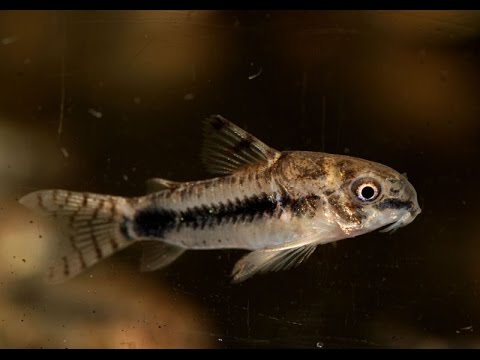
[[201, 115, 281, 176]]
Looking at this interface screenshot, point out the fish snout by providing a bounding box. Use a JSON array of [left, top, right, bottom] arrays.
[[403, 179, 421, 218]]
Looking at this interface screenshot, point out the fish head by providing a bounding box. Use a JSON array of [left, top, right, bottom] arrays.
[[325, 155, 421, 237]]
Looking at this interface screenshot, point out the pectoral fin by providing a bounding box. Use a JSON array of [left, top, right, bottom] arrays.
[[231, 244, 317, 283]]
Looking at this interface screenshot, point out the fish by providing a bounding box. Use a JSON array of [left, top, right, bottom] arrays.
[[19, 115, 421, 284]]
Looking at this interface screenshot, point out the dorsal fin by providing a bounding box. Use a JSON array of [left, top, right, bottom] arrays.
[[201, 115, 281, 176], [145, 178, 181, 194]]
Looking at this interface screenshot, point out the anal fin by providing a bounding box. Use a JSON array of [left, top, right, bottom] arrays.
[[231, 244, 317, 283], [140, 241, 185, 272]]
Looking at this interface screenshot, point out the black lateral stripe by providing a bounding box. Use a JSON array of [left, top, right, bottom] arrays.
[[179, 192, 279, 231], [133, 208, 177, 238], [132, 191, 320, 239], [281, 193, 320, 217]]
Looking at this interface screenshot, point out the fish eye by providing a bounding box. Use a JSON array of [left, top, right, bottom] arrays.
[[352, 178, 381, 202]]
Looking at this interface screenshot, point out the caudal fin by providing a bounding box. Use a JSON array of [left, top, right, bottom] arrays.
[[19, 190, 136, 284]]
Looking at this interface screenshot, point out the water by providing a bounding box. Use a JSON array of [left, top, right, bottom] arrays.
[[0, 10, 479, 348]]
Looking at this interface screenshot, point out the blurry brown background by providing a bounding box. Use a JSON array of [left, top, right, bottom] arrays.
[[0, 10, 479, 348]]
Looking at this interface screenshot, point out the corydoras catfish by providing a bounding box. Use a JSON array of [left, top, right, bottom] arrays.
[[19, 115, 421, 283]]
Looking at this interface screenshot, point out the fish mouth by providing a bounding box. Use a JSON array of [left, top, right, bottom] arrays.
[[379, 207, 421, 234], [378, 221, 403, 234], [378, 222, 396, 233]]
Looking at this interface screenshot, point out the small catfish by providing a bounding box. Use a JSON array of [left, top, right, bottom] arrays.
[[20, 115, 421, 284]]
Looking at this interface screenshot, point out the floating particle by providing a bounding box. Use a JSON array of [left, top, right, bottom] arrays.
[[1, 36, 17, 45], [133, 97, 141, 105], [184, 93, 195, 101], [88, 108, 103, 119], [418, 49, 426, 64], [123, 174, 129, 181], [60, 147, 69, 158], [248, 67, 263, 80], [440, 70, 449, 82]]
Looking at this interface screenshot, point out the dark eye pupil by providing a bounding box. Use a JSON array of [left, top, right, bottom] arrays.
[[361, 186, 375, 199]]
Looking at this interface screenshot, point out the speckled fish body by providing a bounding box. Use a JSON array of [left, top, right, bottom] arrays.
[[19, 115, 421, 283]]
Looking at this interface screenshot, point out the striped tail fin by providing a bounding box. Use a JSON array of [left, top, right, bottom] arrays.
[[19, 190, 137, 284]]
